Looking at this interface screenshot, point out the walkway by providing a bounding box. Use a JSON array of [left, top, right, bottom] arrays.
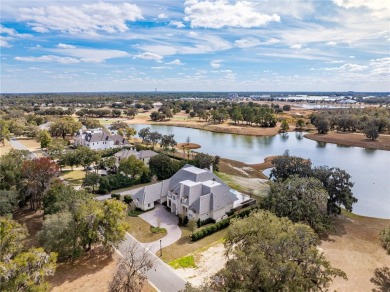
[[139, 204, 182, 254], [118, 233, 186, 292], [9, 139, 37, 158]]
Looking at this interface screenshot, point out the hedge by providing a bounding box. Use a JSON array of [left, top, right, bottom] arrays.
[[190, 207, 258, 241], [111, 193, 121, 200], [123, 195, 133, 204]]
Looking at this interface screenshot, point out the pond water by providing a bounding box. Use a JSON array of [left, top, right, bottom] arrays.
[[131, 124, 390, 219]]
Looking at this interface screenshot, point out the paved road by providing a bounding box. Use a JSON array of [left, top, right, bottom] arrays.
[[9, 139, 37, 158], [96, 189, 187, 291], [139, 205, 182, 254], [118, 233, 187, 292]]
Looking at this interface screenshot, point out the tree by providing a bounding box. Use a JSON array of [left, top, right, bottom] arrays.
[[148, 131, 162, 149], [364, 122, 379, 140], [79, 118, 101, 129], [100, 199, 128, 246], [119, 156, 146, 181], [280, 120, 289, 133], [149, 154, 183, 180], [313, 118, 330, 134], [75, 146, 101, 171], [83, 172, 101, 192], [193, 152, 213, 169], [124, 108, 138, 119], [0, 119, 11, 146], [112, 109, 122, 117], [109, 243, 154, 292], [208, 211, 346, 291], [379, 226, 390, 254], [263, 176, 330, 234], [160, 134, 176, 151], [295, 119, 305, 130], [0, 218, 57, 291], [0, 149, 29, 190], [270, 150, 312, 181], [49, 117, 82, 139], [138, 127, 150, 143], [187, 219, 197, 235], [21, 157, 59, 211], [0, 190, 18, 217], [312, 166, 356, 215], [37, 130, 52, 149], [282, 104, 291, 111], [125, 127, 137, 139]]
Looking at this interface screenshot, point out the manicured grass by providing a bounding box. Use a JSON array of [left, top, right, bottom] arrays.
[[61, 170, 85, 186], [160, 226, 228, 263], [125, 216, 166, 243], [214, 172, 247, 193], [169, 255, 196, 269]]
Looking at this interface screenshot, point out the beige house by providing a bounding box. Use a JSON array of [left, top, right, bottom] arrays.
[[114, 148, 158, 166]]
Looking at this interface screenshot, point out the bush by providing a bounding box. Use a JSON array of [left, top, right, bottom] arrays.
[[98, 174, 133, 192], [191, 218, 230, 241], [111, 193, 121, 200], [150, 226, 167, 234], [197, 217, 216, 227], [128, 210, 142, 217], [123, 195, 133, 204], [283, 105, 291, 111], [379, 226, 390, 254]]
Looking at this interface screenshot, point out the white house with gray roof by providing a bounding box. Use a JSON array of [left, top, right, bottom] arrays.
[[74, 128, 130, 150], [133, 165, 239, 221]]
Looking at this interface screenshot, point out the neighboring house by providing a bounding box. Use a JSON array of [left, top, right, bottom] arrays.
[[74, 128, 130, 150], [114, 148, 158, 166], [133, 165, 239, 221], [38, 122, 52, 131]]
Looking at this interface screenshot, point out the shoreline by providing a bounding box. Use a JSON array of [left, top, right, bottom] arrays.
[[305, 132, 390, 151]]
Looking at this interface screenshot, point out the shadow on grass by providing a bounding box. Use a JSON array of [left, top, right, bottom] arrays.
[[371, 266, 390, 292], [320, 216, 347, 242], [13, 208, 43, 249], [49, 246, 116, 288]]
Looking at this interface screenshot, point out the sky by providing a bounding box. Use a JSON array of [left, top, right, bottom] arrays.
[[0, 0, 389, 93]]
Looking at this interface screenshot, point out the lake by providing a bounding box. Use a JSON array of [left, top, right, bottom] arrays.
[[131, 124, 390, 219]]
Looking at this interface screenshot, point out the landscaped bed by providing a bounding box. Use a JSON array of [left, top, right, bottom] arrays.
[[125, 216, 166, 243]]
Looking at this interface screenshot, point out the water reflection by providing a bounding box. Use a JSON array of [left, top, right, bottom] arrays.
[[130, 123, 390, 218]]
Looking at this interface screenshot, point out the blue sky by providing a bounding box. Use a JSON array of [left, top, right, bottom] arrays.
[[1, 0, 389, 93]]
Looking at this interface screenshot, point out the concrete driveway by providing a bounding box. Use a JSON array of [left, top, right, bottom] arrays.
[[139, 204, 182, 254]]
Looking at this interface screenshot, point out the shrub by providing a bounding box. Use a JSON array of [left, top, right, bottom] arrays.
[[150, 226, 167, 233], [379, 226, 390, 254], [283, 105, 291, 111], [123, 195, 133, 204], [128, 210, 142, 217], [111, 193, 121, 200]]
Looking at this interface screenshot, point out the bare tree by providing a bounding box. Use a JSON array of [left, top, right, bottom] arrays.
[[109, 243, 155, 292]]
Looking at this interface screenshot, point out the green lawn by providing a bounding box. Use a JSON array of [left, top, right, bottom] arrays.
[[214, 172, 248, 194], [169, 255, 196, 269], [125, 216, 166, 243], [60, 170, 85, 186]]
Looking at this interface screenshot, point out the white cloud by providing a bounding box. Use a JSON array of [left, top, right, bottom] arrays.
[[0, 37, 12, 48], [349, 55, 355, 58], [51, 48, 128, 63], [184, 0, 280, 28], [57, 43, 75, 49], [324, 63, 368, 72], [332, 0, 388, 10], [210, 60, 223, 68], [18, 2, 143, 35], [151, 66, 173, 70], [158, 13, 168, 19], [166, 59, 184, 65], [290, 44, 302, 49], [15, 55, 80, 64], [235, 37, 261, 48], [327, 41, 337, 46], [169, 21, 185, 28], [133, 52, 163, 61]]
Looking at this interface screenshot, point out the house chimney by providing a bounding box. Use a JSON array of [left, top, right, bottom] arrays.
[[210, 164, 213, 173]]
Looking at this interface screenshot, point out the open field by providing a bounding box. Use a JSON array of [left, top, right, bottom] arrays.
[[306, 132, 390, 151], [0, 139, 12, 156], [60, 169, 85, 186]]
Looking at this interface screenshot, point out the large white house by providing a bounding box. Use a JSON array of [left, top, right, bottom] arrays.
[[133, 165, 241, 221], [74, 128, 130, 150]]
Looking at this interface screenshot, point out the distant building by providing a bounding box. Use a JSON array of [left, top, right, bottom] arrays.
[[133, 165, 241, 221], [227, 93, 239, 99], [114, 148, 158, 166], [74, 128, 130, 150]]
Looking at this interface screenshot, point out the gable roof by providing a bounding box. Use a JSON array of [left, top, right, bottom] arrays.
[[133, 179, 170, 205]]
